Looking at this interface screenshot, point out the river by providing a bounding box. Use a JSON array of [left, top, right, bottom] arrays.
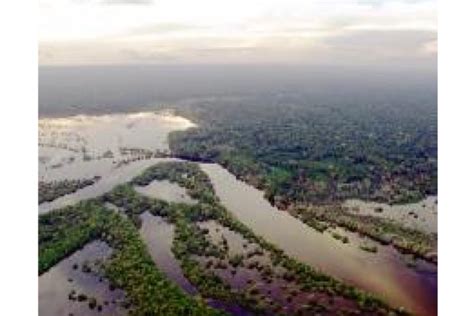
[[38, 112, 437, 316], [200, 163, 437, 316]]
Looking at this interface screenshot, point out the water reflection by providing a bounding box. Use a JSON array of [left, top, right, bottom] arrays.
[[39, 241, 127, 316], [344, 197, 438, 234], [139, 212, 198, 295], [135, 180, 197, 204], [39, 158, 179, 213], [200, 163, 437, 316]]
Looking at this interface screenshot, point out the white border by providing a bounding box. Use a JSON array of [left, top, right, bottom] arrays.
[[0, 0, 38, 315], [438, 1, 474, 315]]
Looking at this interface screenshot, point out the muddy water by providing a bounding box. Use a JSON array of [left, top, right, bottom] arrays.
[[39, 112, 196, 159], [196, 220, 365, 315], [139, 213, 254, 315], [344, 196, 438, 234], [39, 158, 179, 213], [197, 220, 282, 291], [39, 241, 127, 316], [38, 111, 195, 213], [135, 180, 197, 204], [139, 212, 198, 295], [38, 112, 437, 315], [38, 112, 194, 181], [200, 163, 437, 316]]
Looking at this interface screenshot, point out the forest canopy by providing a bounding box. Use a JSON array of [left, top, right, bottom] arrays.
[[169, 93, 437, 206]]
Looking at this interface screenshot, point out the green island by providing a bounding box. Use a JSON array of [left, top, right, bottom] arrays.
[[39, 201, 224, 315], [39, 177, 100, 204], [288, 204, 436, 262], [40, 162, 408, 315]]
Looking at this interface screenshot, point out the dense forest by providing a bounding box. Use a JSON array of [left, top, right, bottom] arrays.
[[169, 93, 437, 206]]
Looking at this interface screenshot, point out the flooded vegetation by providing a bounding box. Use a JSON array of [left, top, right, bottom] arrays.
[[344, 196, 438, 234], [38, 112, 195, 210], [102, 162, 406, 315], [38, 158, 177, 213], [39, 201, 224, 315], [38, 107, 436, 315], [166, 96, 437, 313], [39, 241, 128, 316], [194, 220, 364, 315], [201, 163, 437, 316], [39, 177, 100, 204], [39, 111, 195, 160], [289, 203, 437, 263]]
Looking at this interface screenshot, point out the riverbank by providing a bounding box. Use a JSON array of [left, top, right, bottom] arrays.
[[38, 111, 437, 315]]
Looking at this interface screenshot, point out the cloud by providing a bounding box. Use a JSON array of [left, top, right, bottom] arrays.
[[39, 28, 436, 67], [39, 0, 437, 65], [101, 0, 153, 4], [357, 0, 432, 7], [313, 29, 437, 66], [323, 29, 436, 49], [125, 23, 210, 36]]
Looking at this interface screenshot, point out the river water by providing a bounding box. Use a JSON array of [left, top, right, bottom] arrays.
[[135, 180, 197, 205], [139, 212, 198, 295], [38, 112, 192, 213], [39, 241, 128, 316], [39, 158, 179, 213], [38, 112, 437, 316], [344, 196, 438, 234], [200, 163, 437, 316]]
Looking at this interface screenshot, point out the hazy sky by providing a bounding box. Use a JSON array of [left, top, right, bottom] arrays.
[[39, 0, 437, 66]]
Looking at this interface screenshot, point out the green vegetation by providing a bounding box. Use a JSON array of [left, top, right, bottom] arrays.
[[40, 162, 413, 315], [360, 244, 378, 253], [331, 232, 349, 244], [166, 98, 437, 263], [39, 177, 100, 204], [101, 204, 223, 315], [290, 204, 437, 262], [39, 202, 108, 274], [169, 98, 436, 206], [39, 201, 225, 315], [103, 162, 407, 315]]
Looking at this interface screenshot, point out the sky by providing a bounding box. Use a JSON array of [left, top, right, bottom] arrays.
[[39, 0, 437, 66]]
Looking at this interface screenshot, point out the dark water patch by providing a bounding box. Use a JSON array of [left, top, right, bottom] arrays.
[[38, 241, 128, 316], [139, 212, 198, 295], [207, 299, 254, 316]]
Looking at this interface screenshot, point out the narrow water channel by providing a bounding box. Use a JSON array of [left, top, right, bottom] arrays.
[[39, 158, 180, 213], [139, 212, 198, 295], [200, 163, 437, 316]]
